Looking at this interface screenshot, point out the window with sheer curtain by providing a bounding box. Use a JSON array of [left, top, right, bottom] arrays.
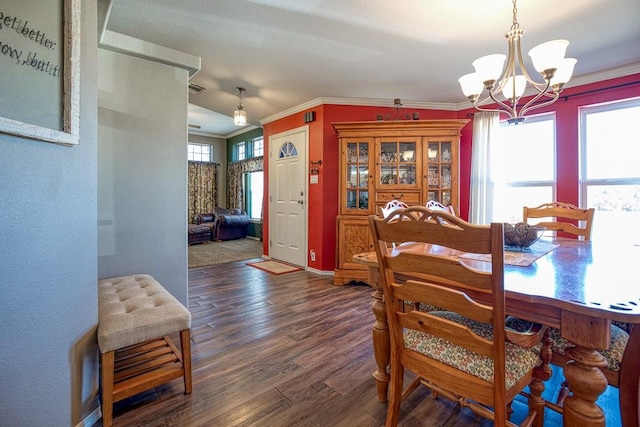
[[470, 112, 556, 224], [581, 98, 640, 244]]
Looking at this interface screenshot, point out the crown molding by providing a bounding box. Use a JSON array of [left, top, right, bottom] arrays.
[[260, 97, 457, 125], [259, 62, 640, 126]]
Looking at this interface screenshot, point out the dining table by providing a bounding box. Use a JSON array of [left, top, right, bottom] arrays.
[[353, 237, 640, 427]]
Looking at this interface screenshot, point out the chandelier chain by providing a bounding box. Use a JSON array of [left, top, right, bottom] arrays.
[[511, 0, 520, 31]]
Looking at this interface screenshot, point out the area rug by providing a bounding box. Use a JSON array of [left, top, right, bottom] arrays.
[[246, 260, 303, 275], [188, 238, 262, 268]]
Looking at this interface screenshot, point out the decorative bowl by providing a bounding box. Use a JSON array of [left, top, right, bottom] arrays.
[[503, 223, 545, 250]]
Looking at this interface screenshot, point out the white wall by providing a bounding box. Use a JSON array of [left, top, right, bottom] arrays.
[[97, 49, 189, 305], [0, 1, 99, 425], [188, 133, 227, 212]]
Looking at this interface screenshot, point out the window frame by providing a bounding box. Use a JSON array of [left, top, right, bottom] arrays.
[[487, 113, 557, 223], [235, 142, 246, 161], [252, 137, 264, 157], [187, 143, 212, 162], [579, 97, 640, 243]]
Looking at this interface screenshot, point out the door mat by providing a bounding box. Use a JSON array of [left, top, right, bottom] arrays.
[[247, 260, 303, 275]]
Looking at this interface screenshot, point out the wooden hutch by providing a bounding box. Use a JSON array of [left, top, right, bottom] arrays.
[[333, 119, 469, 285]]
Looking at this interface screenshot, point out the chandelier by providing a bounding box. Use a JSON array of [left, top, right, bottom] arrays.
[[458, 0, 576, 125], [234, 87, 247, 126]]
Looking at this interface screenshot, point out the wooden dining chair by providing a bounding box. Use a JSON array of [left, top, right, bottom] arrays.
[[369, 207, 544, 426], [379, 199, 409, 218], [516, 202, 637, 423], [523, 202, 595, 240], [426, 200, 457, 216]]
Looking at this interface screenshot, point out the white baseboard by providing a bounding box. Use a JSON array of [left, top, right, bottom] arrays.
[[306, 266, 334, 276], [76, 405, 102, 427]]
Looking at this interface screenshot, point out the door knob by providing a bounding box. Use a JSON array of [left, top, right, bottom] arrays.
[[297, 200, 304, 205]]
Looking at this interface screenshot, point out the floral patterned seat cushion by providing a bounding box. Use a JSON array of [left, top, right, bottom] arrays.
[[548, 326, 628, 371], [404, 311, 540, 389], [505, 317, 629, 371]]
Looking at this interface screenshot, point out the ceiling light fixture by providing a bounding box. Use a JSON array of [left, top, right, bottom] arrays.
[[458, 0, 576, 125], [234, 87, 247, 126]]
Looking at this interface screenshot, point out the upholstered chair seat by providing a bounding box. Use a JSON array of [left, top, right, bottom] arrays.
[[407, 312, 541, 388]]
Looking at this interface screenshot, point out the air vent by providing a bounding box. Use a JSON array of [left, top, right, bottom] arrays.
[[188, 82, 205, 94]]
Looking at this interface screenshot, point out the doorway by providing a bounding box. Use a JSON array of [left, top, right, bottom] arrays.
[[268, 126, 308, 267]]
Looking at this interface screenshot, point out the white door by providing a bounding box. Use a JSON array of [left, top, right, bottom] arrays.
[[269, 127, 307, 267]]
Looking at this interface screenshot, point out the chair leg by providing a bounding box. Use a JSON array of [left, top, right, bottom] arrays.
[[100, 350, 115, 427], [386, 363, 404, 427], [180, 329, 192, 394]]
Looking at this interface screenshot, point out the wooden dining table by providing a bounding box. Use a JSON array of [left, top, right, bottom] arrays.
[[353, 237, 640, 427]]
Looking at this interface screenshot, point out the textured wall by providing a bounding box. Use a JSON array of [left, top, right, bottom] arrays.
[[97, 48, 189, 305], [0, 1, 99, 425]]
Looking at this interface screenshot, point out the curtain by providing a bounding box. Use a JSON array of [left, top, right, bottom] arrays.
[[469, 112, 499, 225], [188, 161, 218, 223], [227, 156, 263, 210]]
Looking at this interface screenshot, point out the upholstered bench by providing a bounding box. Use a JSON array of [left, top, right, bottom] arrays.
[[97, 274, 192, 427]]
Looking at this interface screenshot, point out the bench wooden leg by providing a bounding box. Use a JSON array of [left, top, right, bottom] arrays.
[[101, 350, 115, 427], [180, 329, 193, 394]]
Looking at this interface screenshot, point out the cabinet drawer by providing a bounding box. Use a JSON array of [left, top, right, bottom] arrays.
[[376, 191, 421, 205]]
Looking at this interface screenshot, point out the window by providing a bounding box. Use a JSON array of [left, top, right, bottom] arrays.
[[235, 142, 245, 161], [253, 137, 264, 157], [187, 143, 212, 162], [581, 98, 640, 244], [489, 114, 556, 223], [245, 171, 263, 220]]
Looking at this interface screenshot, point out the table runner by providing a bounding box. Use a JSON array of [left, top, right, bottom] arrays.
[[460, 240, 559, 267]]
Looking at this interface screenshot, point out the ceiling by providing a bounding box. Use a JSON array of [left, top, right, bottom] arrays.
[[104, 0, 640, 138]]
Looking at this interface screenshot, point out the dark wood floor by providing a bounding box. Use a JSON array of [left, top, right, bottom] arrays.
[[110, 259, 621, 426]]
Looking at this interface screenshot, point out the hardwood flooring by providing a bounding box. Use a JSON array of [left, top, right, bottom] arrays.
[[109, 259, 621, 426]]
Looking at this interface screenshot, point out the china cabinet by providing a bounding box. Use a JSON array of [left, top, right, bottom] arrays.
[[332, 119, 468, 285]]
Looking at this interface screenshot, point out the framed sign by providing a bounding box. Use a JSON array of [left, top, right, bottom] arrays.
[[0, 0, 80, 146]]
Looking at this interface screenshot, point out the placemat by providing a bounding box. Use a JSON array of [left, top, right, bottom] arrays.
[[460, 240, 559, 267]]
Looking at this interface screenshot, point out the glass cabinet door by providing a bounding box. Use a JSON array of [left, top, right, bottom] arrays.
[[425, 141, 453, 205], [377, 139, 418, 187], [344, 141, 370, 213]]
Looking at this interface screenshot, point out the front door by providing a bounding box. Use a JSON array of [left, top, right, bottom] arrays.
[[269, 127, 307, 267]]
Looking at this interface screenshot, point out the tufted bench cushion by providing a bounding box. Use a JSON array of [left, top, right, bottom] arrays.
[[97, 274, 192, 427], [98, 274, 191, 352]]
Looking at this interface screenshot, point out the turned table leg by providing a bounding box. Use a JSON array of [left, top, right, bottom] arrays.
[[562, 345, 608, 426], [529, 329, 553, 427], [368, 266, 390, 402]]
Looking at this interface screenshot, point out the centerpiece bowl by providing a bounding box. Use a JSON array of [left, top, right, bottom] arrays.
[[503, 222, 545, 250]]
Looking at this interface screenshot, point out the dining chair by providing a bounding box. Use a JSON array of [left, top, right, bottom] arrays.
[[426, 200, 458, 216], [369, 206, 544, 426], [379, 199, 409, 218], [506, 317, 637, 425], [522, 202, 594, 240], [516, 202, 637, 423]]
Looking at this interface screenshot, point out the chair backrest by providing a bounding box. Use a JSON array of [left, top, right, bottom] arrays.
[[368, 206, 509, 424], [379, 199, 409, 218], [426, 200, 458, 216], [523, 202, 594, 241]]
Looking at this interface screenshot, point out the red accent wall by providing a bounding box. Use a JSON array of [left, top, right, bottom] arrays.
[[263, 74, 640, 274]]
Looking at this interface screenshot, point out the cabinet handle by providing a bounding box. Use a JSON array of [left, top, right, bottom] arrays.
[[392, 193, 404, 199]]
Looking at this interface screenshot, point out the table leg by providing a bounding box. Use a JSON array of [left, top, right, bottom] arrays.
[[369, 266, 390, 403], [529, 329, 553, 427], [562, 345, 608, 426]]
